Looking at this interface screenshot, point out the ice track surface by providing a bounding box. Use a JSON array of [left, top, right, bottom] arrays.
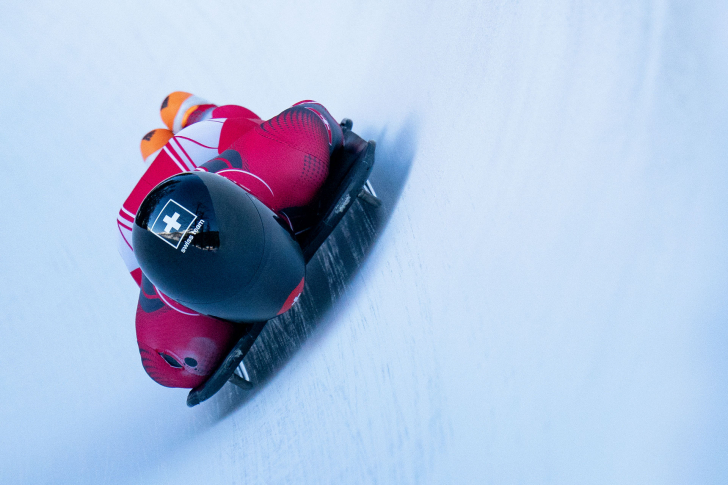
[[1, 1, 727, 484]]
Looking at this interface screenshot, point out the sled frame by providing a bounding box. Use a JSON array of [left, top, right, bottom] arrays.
[[187, 121, 377, 407]]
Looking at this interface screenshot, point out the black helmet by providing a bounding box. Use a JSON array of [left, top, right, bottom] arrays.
[[132, 171, 305, 322]]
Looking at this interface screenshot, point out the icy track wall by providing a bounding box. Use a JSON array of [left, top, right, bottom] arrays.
[[1, 1, 727, 484]]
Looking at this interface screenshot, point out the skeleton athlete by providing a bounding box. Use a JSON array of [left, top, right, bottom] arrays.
[[117, 92, 344, 388]]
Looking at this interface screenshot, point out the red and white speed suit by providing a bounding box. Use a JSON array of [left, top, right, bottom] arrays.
[[117, 94, 343, 388]]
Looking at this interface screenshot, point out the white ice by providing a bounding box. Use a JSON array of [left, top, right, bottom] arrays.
[[1, 1, 727, 483]]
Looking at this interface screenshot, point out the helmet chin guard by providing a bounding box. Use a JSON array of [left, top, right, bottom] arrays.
[[132, 171, 305, 322]]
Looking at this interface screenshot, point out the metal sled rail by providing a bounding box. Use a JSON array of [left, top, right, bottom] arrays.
[[187, 321, 266, 407]]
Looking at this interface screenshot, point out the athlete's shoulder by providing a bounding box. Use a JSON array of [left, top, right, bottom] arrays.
[[212, 104, 261, 121], [216, 109, 263, 153]]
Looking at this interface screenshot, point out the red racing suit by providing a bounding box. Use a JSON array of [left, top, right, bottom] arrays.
[[117, 98, 343, 388]]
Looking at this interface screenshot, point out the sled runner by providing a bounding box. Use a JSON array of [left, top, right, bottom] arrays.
[[186, 120, 379, 407]]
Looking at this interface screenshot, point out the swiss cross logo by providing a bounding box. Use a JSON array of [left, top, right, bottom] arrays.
[[150, 199, 197, 249]]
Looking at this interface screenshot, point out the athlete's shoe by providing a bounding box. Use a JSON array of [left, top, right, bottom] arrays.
[[139, 128, 173, 164], [160, 91, 216, 133]]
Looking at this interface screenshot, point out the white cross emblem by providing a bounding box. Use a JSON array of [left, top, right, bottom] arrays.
[[150, 199, 197, 249], [163, 212, 182, 232]]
